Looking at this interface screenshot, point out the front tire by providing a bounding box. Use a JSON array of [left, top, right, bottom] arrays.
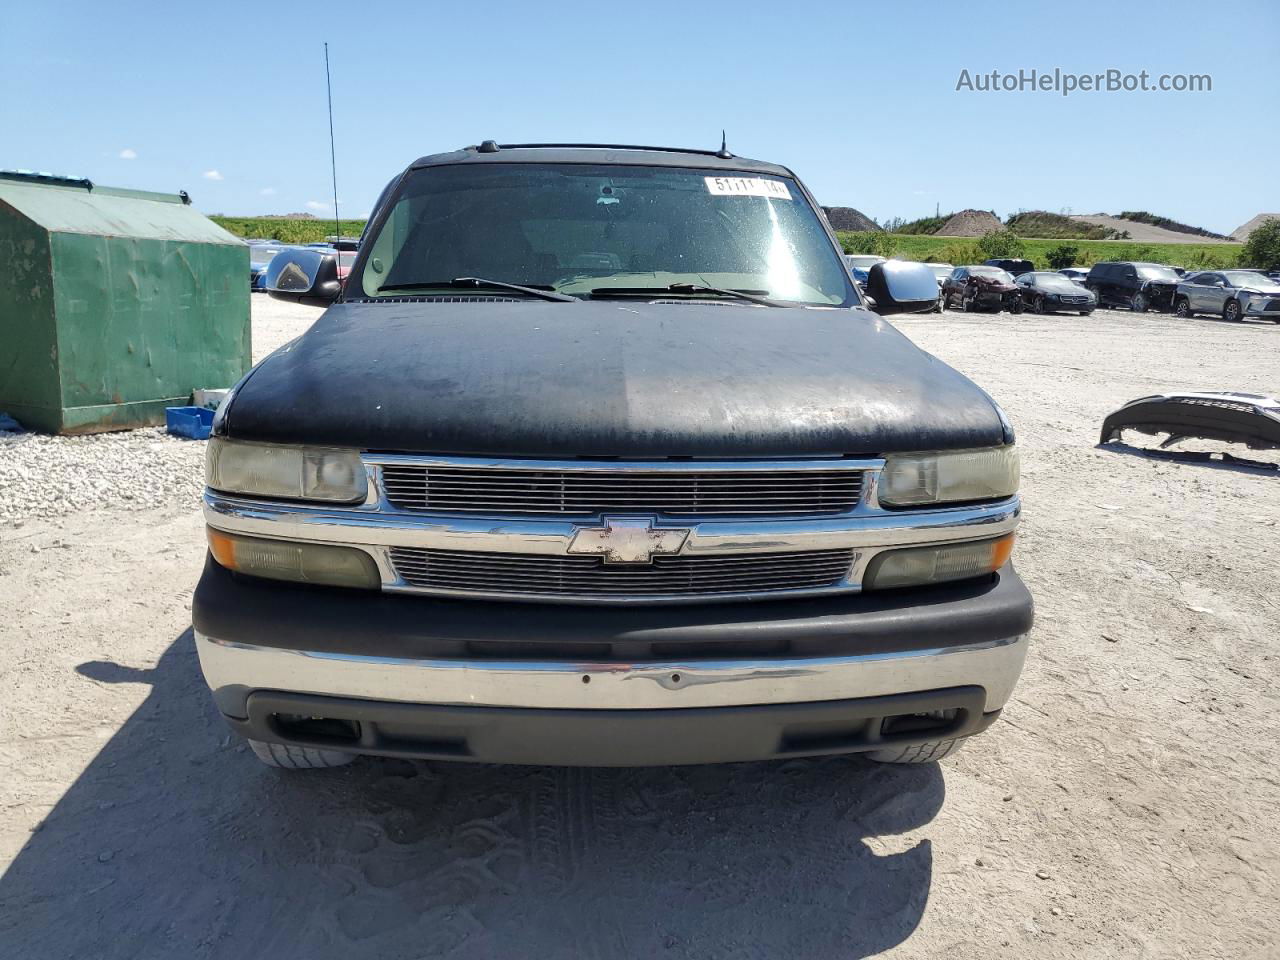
[[1032, 295, 1046, 314], [248, 739, 356, 769], [1223, 299, 1243, 322], [1131, 291, 1148, 312], [1174, 297, 1192, 318], [868, 739, 964, 764]]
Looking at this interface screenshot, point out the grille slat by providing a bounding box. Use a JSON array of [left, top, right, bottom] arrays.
[[380, 465, 864, 517], [389, 547, 855, 598]]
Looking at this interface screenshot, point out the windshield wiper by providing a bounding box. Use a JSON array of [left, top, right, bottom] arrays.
[[589, 283, 783, 307], [377, 277, 576, 302]]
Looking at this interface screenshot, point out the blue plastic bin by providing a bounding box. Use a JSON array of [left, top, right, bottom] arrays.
[[165, 405, 215, 440]]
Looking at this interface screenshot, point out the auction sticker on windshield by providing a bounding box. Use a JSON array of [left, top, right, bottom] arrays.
[[704, 176, 792, 199]]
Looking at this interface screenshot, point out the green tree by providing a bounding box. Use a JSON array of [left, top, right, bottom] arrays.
[[976, 229, 1024, 260], [1045, 243, 1079, 269], [1241, 218, 1280, 271]]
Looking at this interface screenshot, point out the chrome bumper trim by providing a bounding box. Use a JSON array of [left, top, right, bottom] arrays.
[[204, 492, 1019, 553], [195, 630, 1029, 714]]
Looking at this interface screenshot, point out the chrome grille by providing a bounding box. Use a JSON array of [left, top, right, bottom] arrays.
[[379, 465, 865, 516], [389, 548, 855, 598]]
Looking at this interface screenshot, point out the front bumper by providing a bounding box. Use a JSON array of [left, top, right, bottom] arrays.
[[1243, 297, 1280, 316], [193, 559, 1032, 765]]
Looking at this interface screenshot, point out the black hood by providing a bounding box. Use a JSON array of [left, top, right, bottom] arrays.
[[224, 299, 1008, 457]]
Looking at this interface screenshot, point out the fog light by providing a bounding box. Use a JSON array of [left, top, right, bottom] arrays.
[[207, 528, 380, 589], [864, 535, 1014, 590]]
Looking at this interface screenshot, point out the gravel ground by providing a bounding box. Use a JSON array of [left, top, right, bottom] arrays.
[[0, 296, 319, 527], [0, 299, 1277, 959]]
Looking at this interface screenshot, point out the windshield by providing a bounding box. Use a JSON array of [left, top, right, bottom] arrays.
[[1223, 270, 1278, 288], [249, 246, 282, 267], [1030, 273, 1081, 292], [357, 163, 855, 306], [845, 255, 886, 269], [1134, 264, 1179, 280], [971, 266, 1014, 282]]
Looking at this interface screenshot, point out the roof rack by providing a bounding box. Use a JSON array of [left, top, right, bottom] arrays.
[[479, 142, 734, 159]]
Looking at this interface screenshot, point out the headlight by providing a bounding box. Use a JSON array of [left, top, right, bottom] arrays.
[[864, 535, 1014, 590], [205, 438, 367, 502], [879, 445, 1019, 507], [207, 528, 380, 589]]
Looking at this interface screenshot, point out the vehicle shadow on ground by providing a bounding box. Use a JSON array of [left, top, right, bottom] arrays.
[[0, 630, 944, 960], [1097, 441, 1280, 475]]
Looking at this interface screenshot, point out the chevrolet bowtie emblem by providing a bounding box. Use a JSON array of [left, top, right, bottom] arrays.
[[567, 517, 691, 564]]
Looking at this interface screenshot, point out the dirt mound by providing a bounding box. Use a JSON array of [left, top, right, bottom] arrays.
[[936, 209, 1002, 237], [1231, 214, 1280, 242], [821, 206, 878, 232], [1069, 214, 1232, 244]]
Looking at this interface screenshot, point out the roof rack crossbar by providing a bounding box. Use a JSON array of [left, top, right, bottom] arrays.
[[490, 143, 731, 158]]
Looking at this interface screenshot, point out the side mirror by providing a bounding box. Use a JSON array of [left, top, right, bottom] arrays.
[[266, 247, 342, 306], [863, 261, 941, 315]]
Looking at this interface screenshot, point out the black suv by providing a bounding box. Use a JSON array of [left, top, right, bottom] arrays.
[[193, 142, 1031, 772], [1085, 261, 1180, 312]]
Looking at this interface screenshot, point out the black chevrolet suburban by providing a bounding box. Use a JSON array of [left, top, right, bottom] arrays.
[[193, 143, 1032, 770]]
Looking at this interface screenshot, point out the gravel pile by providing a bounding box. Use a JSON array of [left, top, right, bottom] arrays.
[[0, 427, 205, 525]]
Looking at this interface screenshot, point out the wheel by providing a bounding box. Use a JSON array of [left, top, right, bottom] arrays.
[[1130, 291, 1147, 312], [934, 295, 945, 313], [248, 738, 356, 769], [1008, 298, 1022, 314], [1032, 295, 1046, 314], [962, 291, 977, 312], [1089, 286, 1104, 307], [868, 739, 965, 764], [1174, 297, 1192, 318], [1223, 299, 1242, 322]]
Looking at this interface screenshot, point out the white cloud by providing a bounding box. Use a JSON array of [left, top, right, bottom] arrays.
[[118, 148, 137, 160], [259, 187, 276, 196], [305, 200, 329, 212], [202, 169, 224, 181]]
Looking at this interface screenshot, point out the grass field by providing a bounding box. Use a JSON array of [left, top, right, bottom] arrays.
[[836, 231, 1244, 270], [211, 217, 1245, 270], [213, 216, 368, 244]]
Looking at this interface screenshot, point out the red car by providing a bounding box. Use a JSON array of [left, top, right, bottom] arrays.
[[941, 266, 1021, 313]]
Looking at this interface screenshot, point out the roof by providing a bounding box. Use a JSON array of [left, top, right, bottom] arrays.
[[0, 171, 240, 245], [410, 143, 794, 177]]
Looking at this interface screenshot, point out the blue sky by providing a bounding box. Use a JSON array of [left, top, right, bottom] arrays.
[[3, 0, 1276, 234]]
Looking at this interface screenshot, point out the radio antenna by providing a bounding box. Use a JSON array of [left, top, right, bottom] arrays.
[[324, 42, 341, 244], [717, 130, 733, 159]]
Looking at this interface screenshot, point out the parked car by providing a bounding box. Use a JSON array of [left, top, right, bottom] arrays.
[[983, 258, 1034, 278], [1173, 270, 1280, 322], [1085, 261, 1180, 312], [924, 262, 954, 286], [941, 265, 1021, 312], [248, 244, 287, 291], [1057, 267, 1090, 284], [922, 263, 951, 312], [845, 254, 887, 276], [194, 141, 1030, 772], [1014, 271, 1096, 315]]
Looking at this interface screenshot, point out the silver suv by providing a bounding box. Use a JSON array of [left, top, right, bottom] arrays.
[[1173, 270, 1280, 322]]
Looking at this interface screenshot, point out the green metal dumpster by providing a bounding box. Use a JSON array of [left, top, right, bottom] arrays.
[[0, 171, 250, 433]]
